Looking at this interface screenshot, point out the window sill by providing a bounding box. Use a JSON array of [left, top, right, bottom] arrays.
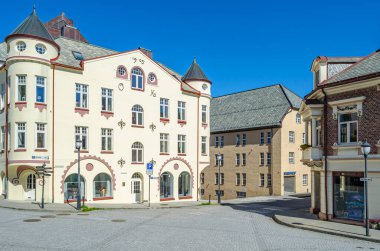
[[101, 151, 113, 154], [35, 102, 47, 112], [93, 196, 113, 201], [35, 149, 48, 152], [179, 196, 193, 200], [74, 150, 89, 153], [201, 123, 208, 128], [160, 153, 170, 155], [131, 88, 145, 92], [160, 118, 170, 123], [178, 120, 187, 125], [15, 102, 27, 111], [75, 107, 89, 117], [131, 162, 144, 165], [160, 197, 175, 201], [178, 153, 186, 156], [14, 149, 27, 152], [131, 125, 144, 128], [101, 111, 114, 119]]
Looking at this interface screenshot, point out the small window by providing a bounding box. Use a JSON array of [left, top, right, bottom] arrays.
[[35, 44, 46, 54], [16, 41, 26, 52], [260, 174, 265, 187], [267, 174, 272, 187], [235, 153, 240, 166], [260, 132, 264, 144], [267, 132, 271, 144], [289, 152, 295, 164], [72, 51, 84, 60], [303, 174, 308, 186], [289, 131, 295, 143], [236, 134, 240, 146], [242, 153, 246, 166], [296, 113, 301, 124], [117, 66, 127, 77], [236, 173, 240, 186], [260, 152, 264, 165], [148, 73, 156, 84], [267, 153, 271, 165], [242, 134, 246, 146]]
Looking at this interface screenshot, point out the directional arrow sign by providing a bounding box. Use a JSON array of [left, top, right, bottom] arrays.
[[360, 178, 372, 182]]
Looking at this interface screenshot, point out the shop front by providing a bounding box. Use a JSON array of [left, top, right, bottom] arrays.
[[333, 172, 364, 222]]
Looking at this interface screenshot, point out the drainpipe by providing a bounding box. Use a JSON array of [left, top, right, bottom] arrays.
[[5, 66, 8, 199], [52, 65, 55, 203], [270, 127, 273, 195], [322, 88, 329, 221], [196, 95, 200, 201]]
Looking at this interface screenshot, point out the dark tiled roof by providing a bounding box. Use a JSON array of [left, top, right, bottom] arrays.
[[0, 43, 6, 62], [211, 84, 302, 133], [182, 58, 210, 82], [8, 9, 55, 43], [325, 52, 380, 84], [324, 57, 363, 63]]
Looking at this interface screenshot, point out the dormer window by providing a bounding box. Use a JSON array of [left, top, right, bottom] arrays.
[[16, 41, 26, 52], [35, 44, 46, 54], [314, 70, 320, 85], [72, 51, 84, 60]]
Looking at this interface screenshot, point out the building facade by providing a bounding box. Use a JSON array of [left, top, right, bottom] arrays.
[[300, 54, 380, 224], [0, 10, 211, 204], [201, 85, 310, 200]]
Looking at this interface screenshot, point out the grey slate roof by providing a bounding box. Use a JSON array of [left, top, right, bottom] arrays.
[[8, 9, 55, 43], [0, 43, 6, 62], [325, 52, 380, 84], [211, 84, 302, 133], [182, 58, 210, 82]]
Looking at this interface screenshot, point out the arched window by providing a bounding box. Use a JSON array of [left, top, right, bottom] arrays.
[[27, 174, 36, 190], [178, 172, 191, 196], [64, 174, 85, 201], [132, 142, 143, 163], [131, 68, 144, 90], [117, 66, 127, 78], [160, 172, 173, 198], [296, 113, 301, 124], [93, 173, 112, 198], [132, 105, 144, 126]]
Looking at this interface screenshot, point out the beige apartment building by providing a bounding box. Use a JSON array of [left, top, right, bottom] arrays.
[[201, 84, 310, 200]]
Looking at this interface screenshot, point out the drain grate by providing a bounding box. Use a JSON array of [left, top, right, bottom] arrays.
[[24, 219, 41, 222], [40, 215, 56, 219], [56, 213, 71, 216], [112, 219, 126, 223]]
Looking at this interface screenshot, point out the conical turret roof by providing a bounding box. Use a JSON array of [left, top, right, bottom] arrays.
[[182, 58, 211, 83], [6, 8, 55, 43]]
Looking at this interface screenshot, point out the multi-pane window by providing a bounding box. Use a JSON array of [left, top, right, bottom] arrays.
[[267, 174, 272, 187], [236, 134, 240, 146], [215, 154, 224, 166], [17, 75, 26, 102], [1, 126, 5, 150], [220, 136, 224, 147], [242, 173, 247, 186], [289, 131, 295, 143], [36, 123, 46, 149], [242, 153, 246, 166], [160, 98, 169, 118], [236, 173, 240, 186], [260, 152, 264, 165], [242, 133, 246, 146], [36, 76, 45, 103], [236, 153, 240, 166], [289, 152, 295, 164], [178, 135, 186, 154], [302, 133, 306, 144], [215, 136, 219, 147], [132, 142, 143, 163], [296, 113, 301, 124], [303, 174, 308, 186], [260, 132, 264, 144], [201, 136, 207, 155], [178, 101, 186, 121], [220, 173, 224, 184], [0, 83, 5, 110], [267, 131, 271, 144], [75, 84, 88, 108], [215, 173, 218, 184], [260, 174, 265, 187], [101, 129, 112, 151], [200, 173, 204, 184], [132, 105, 144, 126], [131, 68, 143, 90], [215, 173, 224, 185], [267, 153, 271, 165], [75, 126, 88, 150], [17, 123, 26, 148], [160, 133, 169, 153], [202, 105, 207, 124], [236, 191, 246, 198], [339, 113, 358, 144], [101, 88, 113, 112]]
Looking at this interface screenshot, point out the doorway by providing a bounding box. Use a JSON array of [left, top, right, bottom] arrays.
[[131, 173, 143, 203], [25, 174, 36, 201]]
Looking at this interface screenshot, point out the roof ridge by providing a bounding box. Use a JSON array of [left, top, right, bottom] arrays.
[[278, 84, 294, 108], [212, 83, 281, 99]]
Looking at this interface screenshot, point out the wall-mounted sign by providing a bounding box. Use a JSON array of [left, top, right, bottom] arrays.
[[284, 171, 296, 176], [32, 156, 49, 160]]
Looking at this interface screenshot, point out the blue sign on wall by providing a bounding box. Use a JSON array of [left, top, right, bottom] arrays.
[[284, 171, 296, 176]]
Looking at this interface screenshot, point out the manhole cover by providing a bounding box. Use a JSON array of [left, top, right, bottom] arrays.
[[112, 219, 126, 222], [56, 213, 71, 216], [292, 222, 304, 225], [77, 213, 89, 216], [40, 215, 56, 219], [23, 219, 41, 222]]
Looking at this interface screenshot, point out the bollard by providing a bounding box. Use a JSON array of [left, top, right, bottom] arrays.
[[208, 194, 211, 204]]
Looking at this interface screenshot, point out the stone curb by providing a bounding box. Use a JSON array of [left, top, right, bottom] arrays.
[[272, 214, 380, 244]]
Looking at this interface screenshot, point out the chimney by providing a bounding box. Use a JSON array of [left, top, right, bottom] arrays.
[[138, 47, 152, 58]]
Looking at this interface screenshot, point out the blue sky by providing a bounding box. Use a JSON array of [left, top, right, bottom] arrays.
[[1, 0, 380, 98]]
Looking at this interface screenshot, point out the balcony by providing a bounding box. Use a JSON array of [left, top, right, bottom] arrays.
[[301, 147, 323, 167]]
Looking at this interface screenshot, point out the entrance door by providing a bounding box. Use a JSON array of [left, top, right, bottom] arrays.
[[131, 179, 141, 203], [284, 176, 295, 194], [25, 174, 36, 200]]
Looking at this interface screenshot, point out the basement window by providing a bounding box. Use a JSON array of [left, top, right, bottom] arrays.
[[72, 51, 84, 60]]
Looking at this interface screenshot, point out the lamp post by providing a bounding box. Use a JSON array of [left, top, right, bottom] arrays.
[[75, 139, 82, 210], [217, 153, 222, 204], [361, 139, 371, 237]]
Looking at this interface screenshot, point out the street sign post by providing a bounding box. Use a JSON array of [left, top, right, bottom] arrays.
[[146, 162, 154, 207], [360, 178, 372, 182], [36, 163, 53, 209]]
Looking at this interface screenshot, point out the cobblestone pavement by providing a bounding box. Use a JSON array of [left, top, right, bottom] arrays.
[[0, 197, 379, 251]]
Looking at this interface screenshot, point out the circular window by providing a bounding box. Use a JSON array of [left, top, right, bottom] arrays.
[[35, 44, 46, 54], [16, 41, 26, 52], [148, 73, 156, 83], [118, 66, 126, 76], [202, 84, 208, 90]]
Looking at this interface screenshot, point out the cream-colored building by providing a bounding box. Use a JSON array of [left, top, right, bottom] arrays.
[[0, 10, 211, 204], [201, 85, 310, 200]]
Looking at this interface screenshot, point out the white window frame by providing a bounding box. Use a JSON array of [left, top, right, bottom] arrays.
[[178, 135, 186, 154], [36, 76, 46, 103], [242, 173, 246, 186], [75, 126, 88, 150], [101, 128, 112, 151], [302, 133, 305, 144], [160, 98, 169, 119], [260, 152, 264, 165], [289, 152, 295, 164], [201, 136, 207, 155], [260, 173, 265, 187], [236, 153, 240, 166], [17, 75, 27, 102], [236, 173, 240, 186], [1, 126, 5, 151], [160, 133, 169, 153], [289, 131, 295, 143], [76, 83, 88, 109], [338, 113, 358, 145], [296, 113, 301, 124], [236, 134, 240, 146], [202, 105, 207, 124], [131, 68, 144, 90], [101, 88, 113, 112], [132, 105, 144, 126], [303, 174, 308, 186], [36, 123, 46, 149], [178, 101, 186, 121], [16, 122, 26, 149], [132, 142, 144, 163], [0, 83, 5, 110]]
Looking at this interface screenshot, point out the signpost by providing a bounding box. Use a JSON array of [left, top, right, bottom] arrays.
[[36, 163, 53, 209], [146, 162, 154, 207]]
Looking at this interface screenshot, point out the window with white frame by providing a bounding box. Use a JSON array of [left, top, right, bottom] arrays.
[[220, 136, 224, 147], [236, 153, 240, 166], [132, 105, 144, 126], [236, 173, 240, 186], [296, 113, 301, 124], [267, 152, 271, 165], [267, 131, 271, 144], [160, 98, 169, 119], [303, 174, 308, 186], [242, 153, 246, 166], [289, 131, 295, 143], [267, 174, 272, 187], [202, 105, 207, 124], [339, 113, 358, 144], [236, 134, 240, 146], [289, 152, 295, 164], [242, 173, 247, 186], [131, 68, 144, 90], [75, 84, 88, 108], [36, 76, 45, 103], [101, 88, 113, 112], [0, 83, 5, 110], [1, 126, 5, 150], [101, 129, 112, 151], [36, 123, 46, 149], [178, 135, 186, 154], [75, 126, 88, 150], [132, 142, 143, 163], [178, 101, 186, 121], [16, 123, 26, 148], [260, 173, 265, 187], [260, 132, 264, 144], [242, 133, 246, 146], [215, 154, 224, 166], [160, 133, 169, 153], [201, 136, 207, 155], [316, 120, 322, 146], [17, 75, 26, 102], [260, 152, 264, 165], [215, 136, 219, 147]]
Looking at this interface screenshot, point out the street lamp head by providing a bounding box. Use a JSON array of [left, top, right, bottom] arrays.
[[216, 153, 222, 161], [75, 139, 82, 150], [361, 139, 371, 156]]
